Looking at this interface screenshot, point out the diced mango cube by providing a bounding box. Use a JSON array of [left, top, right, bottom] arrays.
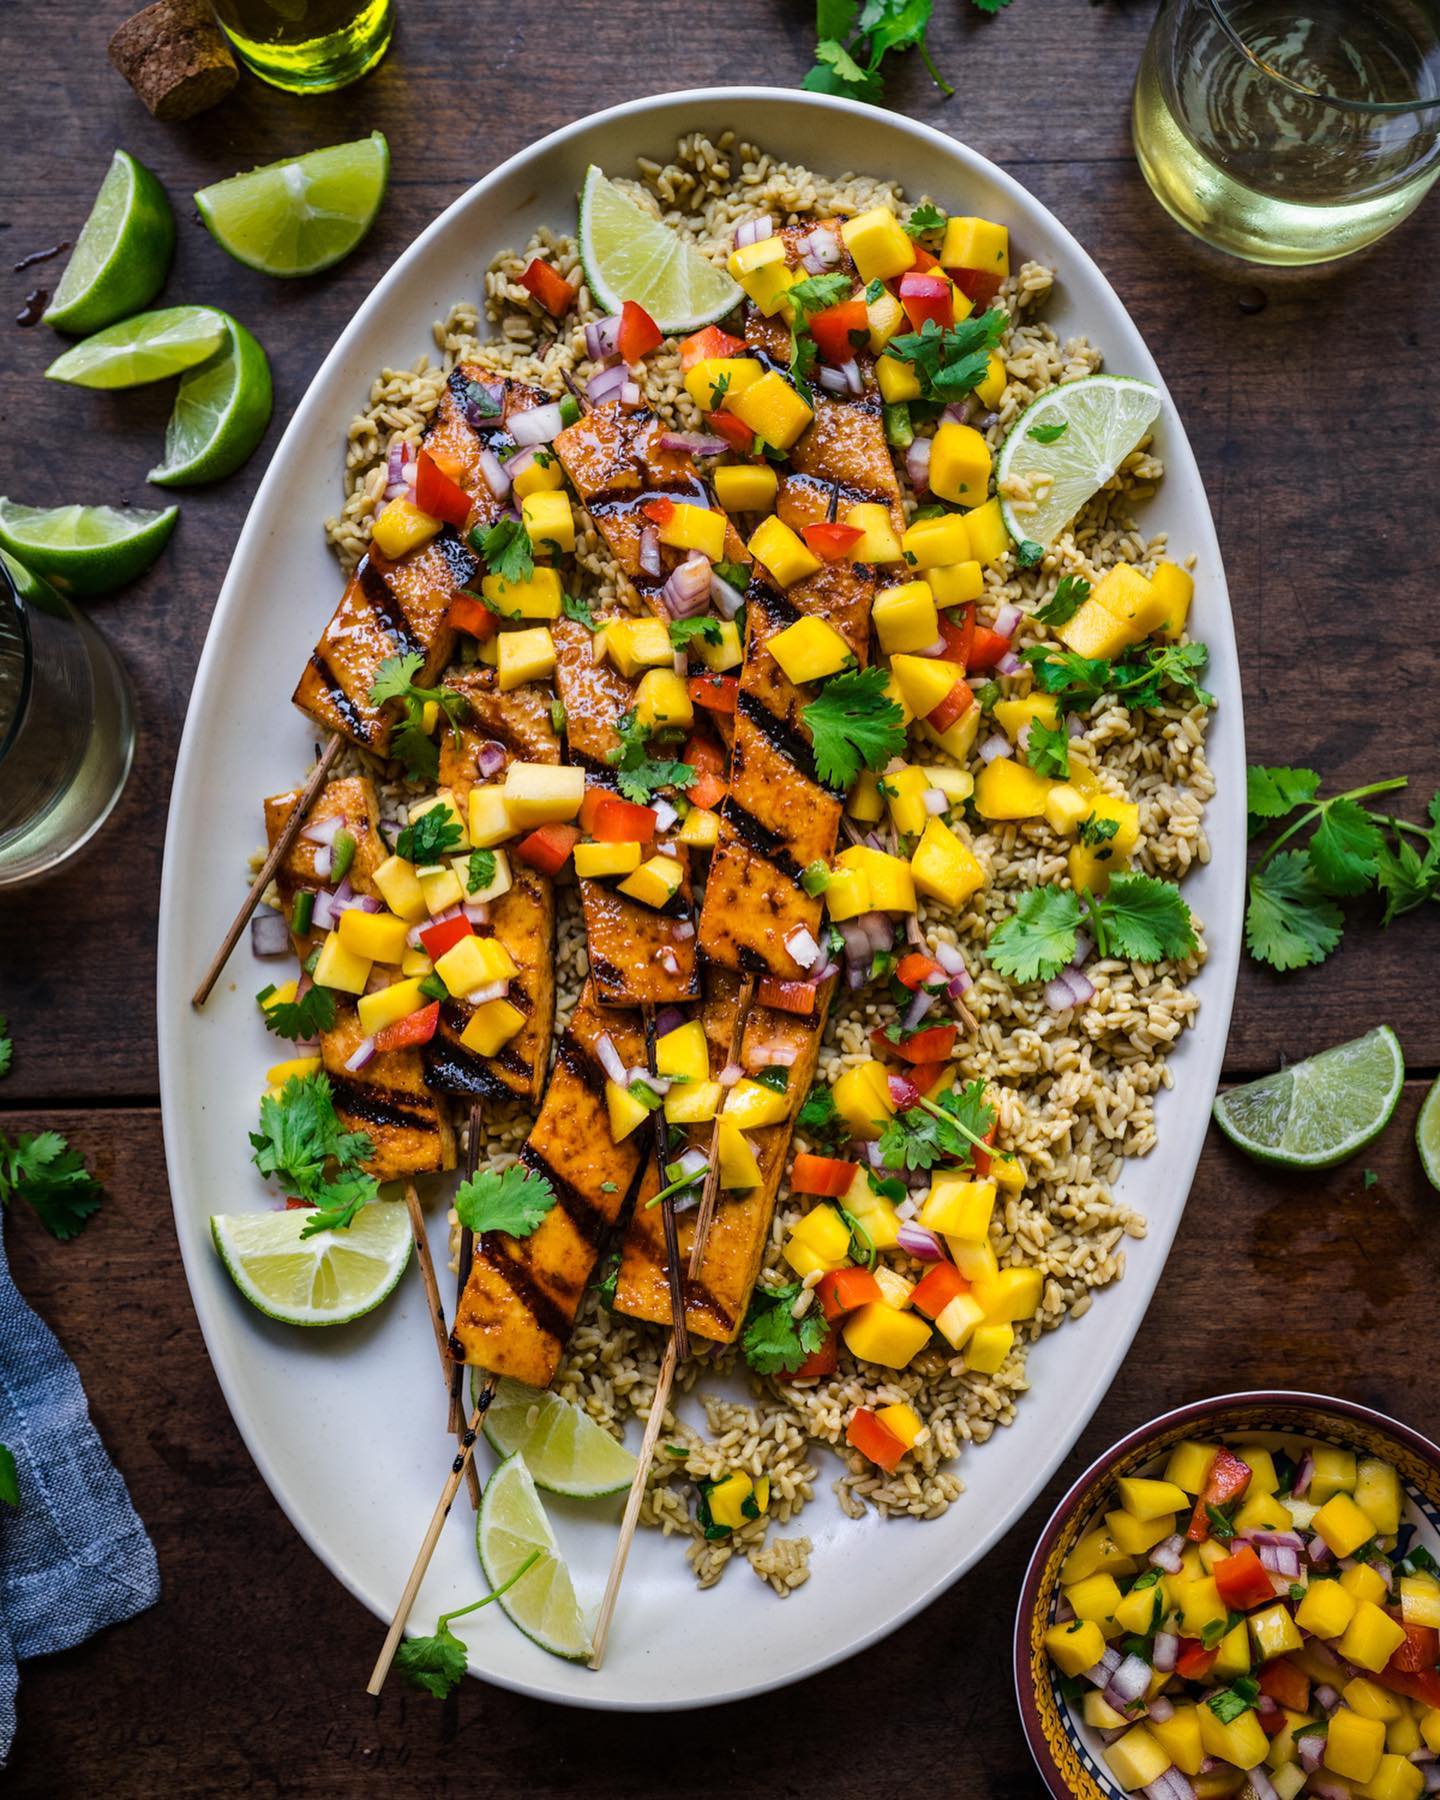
[[695, 618, 744, 673], [1091, 564, 1170, 642], [1198, 1703, 1268, 1771], [1057, 596, 1135, 661], [656, 1020, 708, 1082], [655, 501, 726, 562], [1310, 1444, 1358, 1502], [1233, 1490, 1294, 1535], [497, 625, 557, 691], [707, 1470, 754, 1530], [1338, 1601, 1408, 1674], [876, 1402, 925, 1451], [371, 497, 442, 560], [373, 853, 428, 922], [1248, 1602, 1304, 1662], [1149, 1704, 1204, 1778], [973, 350, 1006, 411], [1104, 1726, 1173, 1792], [617, 854, 685, 910], [1314, 1491, 1380, 1559], [1065, 1571, 1123, 1626], [1162, 1441, 1219, 1494], [481, 565, 563, 621], [458, 998, 525, 1056], [312, 930, 371, 995], [767, 615, 852, 685], [929, 420, 992, 506], [1325, 1707, 1387, 1783], [265, 1055, 322, 1088], [877, 356, 921, 404], [963, 1321, 1013, 1373], [605, 1078, 650, 1143], [510, 446, 564, 498], [889, 653, 964, 720], [338, 907, 411, 965], [713, 462, 777, 514], [1150, 560, 1194, 639], [677, 806, 720, 849], [1354, 1458, 1403, 1537], [994, 693, 1060, 742], [975, 1265, 1042, 1324], [873, 580, 939, 655], [605, 616, 675, 676], [910, 815, 986, 908], [1359, 1753, 1426, 1800], [748, 515, 821, 587], [836, 844, 916, 911], [974, 756, 1052, 820], [1107, 1509, 1177, 1557], [418, 864, 464, 915], [920, 1175, 996, 1241], [730, 370, 813, 450], [502, 761, 583, 826], [830, 1061, 894, 1139], [1345, 1677, 1407, 1724], [520, 489, 574, 555], [433, 933, 515, 998], [467, 784, 515, 849], [665, 1078, 721, 1125], [723, 1077, 791, 1130], [1043, 783, 1090, 836], [1296, 1577, 1358, 1639], [635, 667, 694, 732], [1173, 1575, 1227, 1637], [1117, 1476, 1190, 1522], [940, 215, 1009, 277], [962, 497, 1009, 568], [881, 765, 931, 837], [573, 841, 643, 878], [1069, 841, 1128, 900], [841, 206, 916, 283], [1044, 1618, 1107, 1678], [927, 559, 984, 606], [728, 234, 787, 277], [844, 502, 904, 563], [683, 355, 764, 412], [902, 513, 970, 570], [843, 1301, 932, 1369], [865, 284, 906, 353], [1400, 1574, 1440, 1630], [1213, 1619, 1253, 1680], [1342, 1562, 1390, 1607]]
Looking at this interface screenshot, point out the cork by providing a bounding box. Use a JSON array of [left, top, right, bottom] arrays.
[[108, 0, 239, 122]]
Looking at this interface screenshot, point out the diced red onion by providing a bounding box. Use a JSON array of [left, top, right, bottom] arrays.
[[922, 787, 949, 815], [946, 970, 972, 1000], [1067, 712, 1085, 739], [833, 359, 863, 395], [995, 650, 1023, 676], [1315, 1682, 1340, 1713], [620, 381, 642, 408], [1308, 1532, 1333, 1567], [786, 925, 821, 970], [1144, 1776, 1195, 1800], [1151, 1631, 1179, 1673], [859, 911, 894, 954], [344, 1035, 376, 1072], [710, 567, 746, 616], [1045, 967, 1095, 1011], [1411, 1749, 1437, 1765], [505, 443, 539, 482], [978, 733, 1010, 765], [836, 918, 870, 968], [510, 401, 565, 446], [993, 603, 1022, 641], [812, 958, 839, 982], [659, 431, 727, 457], [1292, 1448, 1315, 1497], [902, 987, 934, 1031], [1299, 1733, 1325, 1772], [941, 400, 974, 427], [476, 740, 507, 778], [1083, 1648, 1123, 1689], [932, 941, 964, 977], [251, 906, 292, 957], [673, 1147, 709, 1182], [887, 1073, 918, 1111], [1147, 1693, 1175, 1723], [662, 553, 713, 619], [895, 1194, 919, 1221], [846, 965, 867, 991], [653, 1006, 686, 1039], [895, 1222, 945, 1261], [477, 446, 510, 499], [655, 840, 679, 858], [1311, 1781, 1351, 1800], [905, 436, 931, 491], [312, 845, 332, 878], [1149, 1533, 1185, 1574], [674, 648, 687, 678], [818, 366, 850, 396], [459, 381, 503, 432], [1423, 1767, 1440, 1795], [595, 1033, 627, 1087], [639, 524, 662, 578], [911, 635, 948, 659], [1244, 1528, 1305, 1550], [1107, 1652, 1151, 1705], [302, 813, 346, 846], [584, 314, 622, 362], [863, 1140, 885, 1170], [1016, 722, 1033, 756], [1053, 1596, 1075, 1625], [311, 890, 338, 932], [718, 1061, 743, 1088], [465, 979, 509, 1005], [652, 798, 678, 832], [338, 890, 380, 916], [462, 902, 490, 927], [1071, 930, 1093, 966], [752, 1043, 798, 1067], [587, 363, 629, 407], [798, 225, 842, 272], [734, 214, 773, 248]]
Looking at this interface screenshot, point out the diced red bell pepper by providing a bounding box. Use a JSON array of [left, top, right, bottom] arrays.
[[707, 409, 756, 450], [909, 1059, 950, 1100], [285, 1197, 313, 1210], [678, 324, 746, 372], [418, 913, 473, 960], [967, 627, 1014, 672], [687, 674, 738, 715], [898, 270, 954, 333], [617, 299, 663, 364], [972, 1120, 996, 1178], [789, 1327, 838, 1382], [687, 769, 728, 811], [1174, 1639, 1218, 1681], [801, 520, 865, 560], [374, 1000, 440, 1054], [1258, 1658, 1310, 1714], [790, 1153, 859, 1197], [446, 592, 498, 640], [939, 603, 975, 668], [927, 678, 974, 734], [949, 266, 1005, 307], [910, 1262, 969, 1320], [682, 729, 727, 775], [816, 1267, 883, 1321], [515, 823, 580, 875], [887, 1068, 923, 1113], [413, 448, 472, 530], [640, 496, 676, 526], [1375, 1663, 1440, 1710], [1214, 1543, 1279, 1612], [1387, 1618, 1440, 1674], [896, 952, 946, 991], [1187, 1447, 1253, 1541], [579, 789, 656, 844], [757, 976, 817, 1016], [908, 243, 940, 273], [807, 298, 868, 366], [520, 258, 576, 320], [846, 1406, 908, 1473], [871, 1022, 957, 1066]]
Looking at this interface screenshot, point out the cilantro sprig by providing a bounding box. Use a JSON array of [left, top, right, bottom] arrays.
[[802, 0, 956, 102], [668, 616, 724, 651], [454, 1163, 558, 1239], [1244, 766, 1440, 971], [396, 805, 464, 866], [370, 653, 469, 784], [988, 874, 1197, 984], [249, 1072, 378, 1238], [395, 1550, 541, 1699], [258, 982, 337, 1042], [465, 849, 497, 894], [740, 1282, 830, 1375], [878, 1079, 996, 1173], [904, 201, 947, 239], [1021, 642, 1214, 712], [1024, 717, 1070, 780], [883, 310, 1008, 405], [469, 516, 534, 585], [801, 664, 906, 790], [1030, 574, 1090, 629], [0, 1129, 105, 1241], [607, 709, 696, 804]]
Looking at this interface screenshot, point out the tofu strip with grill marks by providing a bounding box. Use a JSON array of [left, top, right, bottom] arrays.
[[291, 373, 550, 754], [551, 617, 701, 1008], [451, 986, 645, 1387], [614, 970, 836, 1343], [424, 668, 559, 1108], [263, 774, 386, 961]]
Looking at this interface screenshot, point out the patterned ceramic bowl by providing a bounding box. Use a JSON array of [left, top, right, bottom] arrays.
[[1014, 1391, 1440, 1799]]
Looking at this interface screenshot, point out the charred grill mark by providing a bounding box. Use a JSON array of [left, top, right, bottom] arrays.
[[329, 1076, 435, 1132], [737, 944, 770, 974], [423, 1035, 513, 1101], [684, 1280, 734, 1334], [556, 1035, 605, 1097], [748, 581, 803, 631], [570, 750, 617, 782], [436, 526, 479, 589], [721, 796, 805, 882], [476, 1240, 573, 1345], [783, 467, 894, 511], [520, 1146, 610, 1250], [307, 652, 372, 741], [586, 950, 626, 995], [584, 475, 709, 518], [735, 690, 820, 789], [357, 560, 424, 660]]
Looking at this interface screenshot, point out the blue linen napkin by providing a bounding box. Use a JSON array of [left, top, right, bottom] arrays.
[[0, 1204, 159, 1764]]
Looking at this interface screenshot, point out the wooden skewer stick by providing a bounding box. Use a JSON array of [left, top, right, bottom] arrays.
[[366, 1371, 499, 1697], [588, 975, 755, 1671], [193, 732, 344, 1008], [448, 1098, 485, 1508], [403, 1181, 482, 1511], [643, 1004, 689, 1366]]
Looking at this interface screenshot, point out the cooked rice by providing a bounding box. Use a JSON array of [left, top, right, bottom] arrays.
[[323, 133, 1212, 1594]]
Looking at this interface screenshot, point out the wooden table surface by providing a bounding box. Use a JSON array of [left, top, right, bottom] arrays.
[[3, 0, 1438, 1790]]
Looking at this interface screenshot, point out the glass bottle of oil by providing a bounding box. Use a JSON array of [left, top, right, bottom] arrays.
[[210, 0, 394, 94]]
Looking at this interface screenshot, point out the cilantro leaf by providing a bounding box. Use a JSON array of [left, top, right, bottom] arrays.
[[884, 311, 1008, 405], [1375, 837, 1440, 923], [1027, 421, 1068, 444], [970, 0, 1014, 11], [0, 1445, 17, 1507], [1207, 1676, 1259, 1724], [740, 1282, 830, 1375], [298, 1168, 379, 1238], [370, 651, 427, 707], [0, 1130, 105, 1241], [1025, 717, 1070, 780], [1017, 539, 1044, 569], [0, 1014, 10, 1079], [1031, 574, 1090, 629], [668, 616, 723, 650], [1076, 813, 1120, 849], [1246, 764, 1320, 826], [802, 665, 906, 790], [878, 1080, 995, 1172], [396, 1620, 468, 1699], [788, 273, 854, 318], [250, 1072, 376, 1224], [1246, 850, 1345, 971], [1096, 874, 1197, 965], [466, 849, 497, 894], [904, 201, 946, 239], [454, 1163, 558, 1239], [396, 806, 464, 866], [470, 517, 534, 585], [562, 592, 600, 632], [390, 718, 440, 784], [608, 709, 696, 804], [797, 1084, 845, 1144], [259, 983, 338, 1043], [369, 654, 469, 783], [1308, 796, 1385, 896], [802, 38, 883, 101], [1023, 641, 1214, 711], [987, 885, 1082, 982]]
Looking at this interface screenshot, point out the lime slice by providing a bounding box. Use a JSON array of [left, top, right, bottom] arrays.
[[0, 497, 178, 597], [45, 306, 228, 390], [44, 149, 175, 335], [1213, 1026, 1405, 1170], [1417, 1075, 1440, 1192], [996, 374, 1162, 550], [194, 132, 390, 278], [148, 315, 273, 488], [481, 1377, 637, 1498], [578, 165, 742, 333], [210, 1201, 411, 1326], [477, 1452, 592, 1661]]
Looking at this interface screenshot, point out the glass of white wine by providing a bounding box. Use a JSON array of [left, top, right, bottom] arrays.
[[1134, 0, 1440, 264], [0, 552, 135, 887]]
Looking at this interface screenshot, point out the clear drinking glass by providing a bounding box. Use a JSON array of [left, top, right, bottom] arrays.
[[1133, 0, 1440, 264], [209, 0, 394, 94], [0, 553, 135, 887]]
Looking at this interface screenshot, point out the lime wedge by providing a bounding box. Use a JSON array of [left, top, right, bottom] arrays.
[[194, 132, 390, 278], [1418, 1074, 1440, 1192], [578, 165, 742, 333], [44, 149, 175, 335], [0, 497, 178, 597], [481, 1378, 637, 1498], [45, 306, 228, 390], [477, 1452, 592, 1660], [996, 374, 1162, 551], [210, 1201, 411, 1326], [1213, 1026, 1405, 1169], [148, 315, 272, 488]]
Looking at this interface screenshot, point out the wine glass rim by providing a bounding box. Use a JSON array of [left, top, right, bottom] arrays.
[[0, 557, 34, 774], [1204, 0, 1440, 114]]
